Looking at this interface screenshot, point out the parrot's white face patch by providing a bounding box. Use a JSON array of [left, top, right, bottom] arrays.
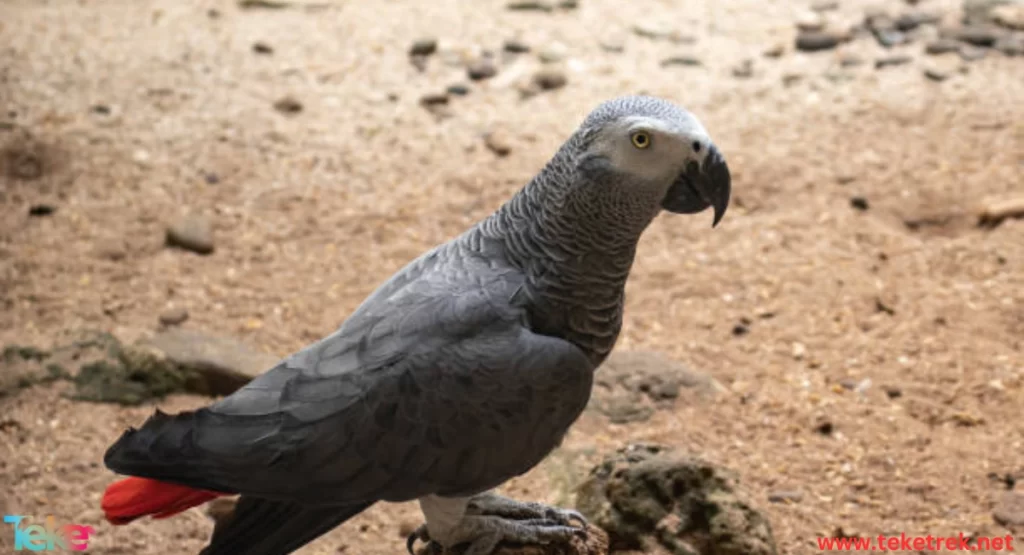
[[587, 115, 711, 186]]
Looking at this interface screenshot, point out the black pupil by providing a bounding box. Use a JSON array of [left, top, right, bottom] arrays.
[[692, 141, 701, 152], [637, 135, 647, 144]]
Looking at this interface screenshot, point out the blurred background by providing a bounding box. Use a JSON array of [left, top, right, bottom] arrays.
[[1, 0, 1022, 553]]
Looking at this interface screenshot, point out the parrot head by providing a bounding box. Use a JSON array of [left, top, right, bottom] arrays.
[[573, 95, 732, 227]]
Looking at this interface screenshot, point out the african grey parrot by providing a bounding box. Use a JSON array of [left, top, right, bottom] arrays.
[[101, 95, 732, 555]]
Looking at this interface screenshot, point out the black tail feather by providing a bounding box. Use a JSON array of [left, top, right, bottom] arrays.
[[200, 496, 373, 555]]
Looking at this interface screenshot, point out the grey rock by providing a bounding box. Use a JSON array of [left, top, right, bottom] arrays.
[[895, 11, 941, 31], [795, 31, 847, 51], [532, 68, 568, 90], [272, 96, 303, 115], [166, 213, 215, 255], [943, 24, 1005, 46], [483, 130, 512, 157], [158, 307, 190, 327], [958, 44, 990, 59], [995, 33, 1024, 54], [419, 92, 449, 106], [409, 38, 438, 57], [576, 444, 779, 555], [925, 38, 963, 54], [732, 59, 754, 78], [503, 38, 531, 53], [810, 0, 839, 12], [587, 350, 724, 424], [963, 0, 1022, 25], [507, 0, 553, 11], [661, 55, 703, 67], [139, 328, 280, 396], [924, 65, 953, 81], [467, 58, 498, 80], [446, 84, 471, 96], [875, 55, 913, 68]]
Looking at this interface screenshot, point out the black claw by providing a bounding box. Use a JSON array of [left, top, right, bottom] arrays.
[[406, 533, 419, 555], [406, 525, 432, 555]]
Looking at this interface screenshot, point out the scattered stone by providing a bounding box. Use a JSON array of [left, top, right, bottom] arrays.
[[507, 0, 553, 11], [850, 196, 870, 211], [419, 92, 449, 106], [993, 491, 1024, 529], [874, 28, 910, 47], [158, 307, 190, 327], [796, 10, 826, 32], [796, 31, 847, 51], [632, 21, 677, 40], [538, 42, 568, 63], [28, 204, 55, 217], [963, 0, 1021, 25], [839, 54, 865, 67], [557, 0, 579, 8], [409, 55, 429, 72], [732, 59, 754, 78], [767, 490, 804, 504], [943, 25, 1003, 46], [924, 65, 953, 81], [446, 84, 470, 96], [587, 351, 725, 424], [895, 11, 941, 31], [992, 4, 1024, 29], [91, 104, 111, 115], [661, 55, 702, 67], [73, 343, 187, 405], [959, 44, 989, 59], [995, 33, 1024, 54], [483, 130, 513, 157], [238, 0, 291, 8], [139, 328, 280, 396], [0, 344, 62, 398], [467, 58, 498, 80], [272, 96, 303, 114], [532, 68, 568, 90], [733, 321, 751, 336], [252, 41, 274, 54], [838, 377, 860, 391], [926, 38, 963, 54], [599, 38, 625, 53], [409, 38, 437, 57], [811, 0, 839, 12], [503, 38, 531, 53], [166, 213, 215, 255], [763, 42, 786, 57], [576, 444, 779, 555], [875, 55, 913, 68], [204, 172, 220, 185]]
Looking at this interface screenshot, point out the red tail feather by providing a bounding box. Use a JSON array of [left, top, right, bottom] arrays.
[[102, 477, 226, 525]]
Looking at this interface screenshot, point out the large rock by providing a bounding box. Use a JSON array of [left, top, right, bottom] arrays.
[[588, 351, 724, 424], [139, 329, 280, 396], [576, 444, 778, 555]]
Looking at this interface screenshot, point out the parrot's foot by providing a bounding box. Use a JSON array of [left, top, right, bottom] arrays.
[[407, 515, 586, 555], [466, 492, 588, 527]]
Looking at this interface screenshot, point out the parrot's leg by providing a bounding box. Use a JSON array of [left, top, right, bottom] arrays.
[[466, 491, 588, 527]]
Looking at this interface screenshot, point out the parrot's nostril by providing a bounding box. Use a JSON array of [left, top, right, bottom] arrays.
[[692, 141, 702, 153]]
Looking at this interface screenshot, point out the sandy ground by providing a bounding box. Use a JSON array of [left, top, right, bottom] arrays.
[[1, 0, 1023, 553]]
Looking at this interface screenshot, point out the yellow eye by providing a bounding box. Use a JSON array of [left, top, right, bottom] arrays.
[[631, 132, 651, 149]]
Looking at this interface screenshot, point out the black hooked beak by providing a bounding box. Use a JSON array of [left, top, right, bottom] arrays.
[[661, 144, 732, 227]]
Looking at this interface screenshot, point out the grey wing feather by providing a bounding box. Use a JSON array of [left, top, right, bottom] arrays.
[[167, 252, 594, 504]]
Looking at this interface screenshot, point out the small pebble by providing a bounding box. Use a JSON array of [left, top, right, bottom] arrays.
[[661, 55, 702, 67], [533, 68, 567, 90], [796, 10, 825, 32], [763, 42, 786, 57], [924, 66, 951, 81], [850, 197, 870, 211], [875, 55, 913, 68], [446, 84, 470, 96], [507, 0, 553, 11], [273, 96, 303, 115], [925, 38, 961, 55], [28, 204, 55, 217], [252, 41, 274, 54], [538, 42, 568, 63], [166, 213, 215, 255], [484, 130, 512, 157], [419, 93, 449, 106], [814, 418, 834, 435], [503, 39, 531, 53], [409, 38, 437, 57], [795, 31, 846, 51], [943, 25, 1002, 47], [599, 38, 625, 53], [158, 307, 190, 327], [467, 58, 498, 81], [732, 59, 754, 78]]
